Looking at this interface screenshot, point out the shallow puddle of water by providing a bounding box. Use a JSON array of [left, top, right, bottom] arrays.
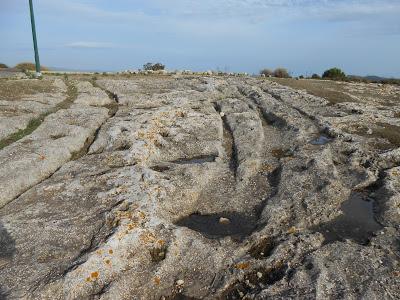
[[316, 192, 382, 245], [310, 135, 332, 145], [175, 212, 257, 240]]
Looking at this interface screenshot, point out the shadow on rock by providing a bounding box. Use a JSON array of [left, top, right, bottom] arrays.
[[0, 222, 15, 260], [175, 212, 257, 240], [0, 286, 8, 300]]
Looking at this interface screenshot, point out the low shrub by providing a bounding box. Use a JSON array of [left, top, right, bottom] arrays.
[[143, 63, 165, 71], [0, 63, 8, 69], [322, 68, 346, 80], [15, 62, 49, 71], [260, 69, 273, 77], [274, 68, 290, 78], [311, 73, 321, 79]]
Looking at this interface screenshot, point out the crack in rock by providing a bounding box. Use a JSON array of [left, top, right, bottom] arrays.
[[0, 76, 399, 299]]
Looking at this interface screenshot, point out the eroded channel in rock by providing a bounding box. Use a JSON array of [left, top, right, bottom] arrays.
[[176, 212, 257, 240], [0, 75, 399, 300]]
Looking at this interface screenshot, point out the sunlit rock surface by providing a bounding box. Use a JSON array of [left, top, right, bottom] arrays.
[[0, 75, 399, 299]]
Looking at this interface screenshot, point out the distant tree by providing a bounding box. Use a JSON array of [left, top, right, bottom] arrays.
[[15, 62, 49, 71], [274, 68, 290, 78], [299, 75, 304, 79], [311, 73, 321, 79], [260, 68, 273, 77], [143, 63, 153, 71], [143, 63, 165, 71], [0, 63, 8, 69], [322, 68, 346, 80]]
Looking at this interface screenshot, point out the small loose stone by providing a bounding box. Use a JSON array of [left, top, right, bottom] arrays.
[[219, 217, 230, 225]]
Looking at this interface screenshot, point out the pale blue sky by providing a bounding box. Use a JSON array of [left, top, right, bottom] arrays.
[[1, 0, 399, 76]]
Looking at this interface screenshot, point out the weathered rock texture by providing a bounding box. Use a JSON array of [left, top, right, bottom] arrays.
[[0, 78, 67, 140], [0, 76, 399, 299]]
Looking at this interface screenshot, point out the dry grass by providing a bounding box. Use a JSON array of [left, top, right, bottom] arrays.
[[266, 77, 400, 149], [0, 81, 77, 150], [267, 77, 400, 106], [266, 78, 354, 104], [373, 123, 400, 148], [0, 79, 56, 100], [344, 123, 400, 149], [15, 62, 49, 72]]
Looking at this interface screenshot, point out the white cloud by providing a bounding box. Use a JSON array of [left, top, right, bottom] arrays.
[[4, 0, 400, 23], [21, 0, 400, 38], [33, 0, 400, 26]]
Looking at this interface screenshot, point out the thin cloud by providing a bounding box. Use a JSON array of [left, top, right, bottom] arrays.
[[38, 0, 148, 20], [144, 0, 400, 21], [65, 42, 115, 49], [33, 0, 400, 26]]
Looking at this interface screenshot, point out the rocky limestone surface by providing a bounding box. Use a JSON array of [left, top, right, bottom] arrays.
[[0, 76, 399, 299], [75, 81, 114, 107], [0, 78, 68, 140]]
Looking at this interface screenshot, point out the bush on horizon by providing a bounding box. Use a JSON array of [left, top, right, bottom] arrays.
[[260, 68, 273, 77], [311, 73, 321, 79], [0, 63, 8, 69], [15, 62, 49, 72], [274, 68, 290, 78], [322, 68, 346, 80], [143, 63, 165, 71]]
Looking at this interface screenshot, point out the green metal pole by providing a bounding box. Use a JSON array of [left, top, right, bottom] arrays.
[[29, 0, 41, 76]]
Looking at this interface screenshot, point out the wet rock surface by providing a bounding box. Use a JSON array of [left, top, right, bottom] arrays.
[[0, 76, 399, 299]]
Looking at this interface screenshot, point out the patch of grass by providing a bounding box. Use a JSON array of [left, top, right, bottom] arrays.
[[374, 123, 400, 148], [0, 80, 77, 150], [0, 79, 55, 100], [344, 123, 400, 150], [0, 118, 42, 150], [268, 77, 400, 106], [58, 81, 78, 109], [266, 77, 354, 105]]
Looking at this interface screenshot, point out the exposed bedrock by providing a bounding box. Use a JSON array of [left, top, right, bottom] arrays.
[[0, 76, 398, 299]]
